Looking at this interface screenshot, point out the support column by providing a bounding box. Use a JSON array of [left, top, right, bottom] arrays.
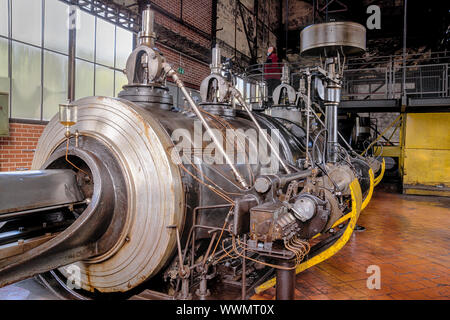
[[275, 259, 296, 300], [68, 6, 77, 102], [326, 102, 338, 163]]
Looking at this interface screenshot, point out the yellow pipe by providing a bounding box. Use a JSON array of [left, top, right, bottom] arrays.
[[373, 158, 385, 187], [255, 179, 363, 294], [361, 168, 374, 211]]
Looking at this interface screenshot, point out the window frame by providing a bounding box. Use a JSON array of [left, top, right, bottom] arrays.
[[0, 0, 133, 122]]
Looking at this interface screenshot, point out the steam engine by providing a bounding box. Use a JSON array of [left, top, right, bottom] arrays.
[[0, 7, 380, 300]]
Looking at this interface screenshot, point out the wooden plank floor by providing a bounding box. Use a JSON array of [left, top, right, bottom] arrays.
[[251, 190, 450, 300]]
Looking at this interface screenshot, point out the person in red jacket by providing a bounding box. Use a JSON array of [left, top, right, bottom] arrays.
[[264, 46, 282, 104]]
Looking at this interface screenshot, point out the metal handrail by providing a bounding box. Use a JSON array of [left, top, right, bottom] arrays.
[[241, 53, 450, 102]]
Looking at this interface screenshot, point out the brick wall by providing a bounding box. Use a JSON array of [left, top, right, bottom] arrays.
[[151, 0, 212, 87], [181, 0, 212, 35], [0, 123, 45, 172], [158, 45, 210, 89]]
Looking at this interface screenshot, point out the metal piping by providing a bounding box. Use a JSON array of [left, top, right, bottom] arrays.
[[139, 5, 155, 47], [67, 6, 76, 102], [210, 45, 222, 74], [163, 63, 249, 189], [325, 102, 338, 163], [231, 87, 292, 174], [305, 72, 311, 165]]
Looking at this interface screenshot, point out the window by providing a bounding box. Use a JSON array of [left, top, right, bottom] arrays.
[[0, 38, 8, 92], [75, 59, 94, 100], [43, 50, 68, 120], [95, 65, 114, 97], [2, 0, 135, 121], [11, 41, 41, 120], [115, 70, 128, 96], [11, 0, 42, 46], [96, 18, 115, 67], [0, 0, 8, 37], [44, 0, 69, 54], [116, 27, 133, 70], [76, 10, 95, 61]]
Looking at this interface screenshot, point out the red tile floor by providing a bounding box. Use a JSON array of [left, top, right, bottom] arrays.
[[251, 190, 450, 300]]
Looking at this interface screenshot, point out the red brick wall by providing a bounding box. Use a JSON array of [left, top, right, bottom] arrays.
[[151, 0, 213, 88], [152, 0, 182, 16], [158, 45, 210, 89], [0, 123, 45, 172], [182, 0, 213, 35]]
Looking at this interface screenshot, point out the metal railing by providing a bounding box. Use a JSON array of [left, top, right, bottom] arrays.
[[342, 51, 450, 100], [241, 52, 450, 103], [342, 63, 449, 100]]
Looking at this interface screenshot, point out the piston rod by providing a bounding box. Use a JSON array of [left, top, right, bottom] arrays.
[[231, 87, 292, 174], [0, 170, 84, 215], [163, 62, 249, 189]]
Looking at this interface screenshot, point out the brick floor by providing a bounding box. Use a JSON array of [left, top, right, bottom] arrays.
[[251, 190, 450, 300]]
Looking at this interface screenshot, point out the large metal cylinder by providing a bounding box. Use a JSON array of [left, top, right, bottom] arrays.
[[138, 5, 155, 47], [32, 97, 185, 293], [300, 22, 366, 56], [325, 103, 338, 163], [25, 94, 304, 294]]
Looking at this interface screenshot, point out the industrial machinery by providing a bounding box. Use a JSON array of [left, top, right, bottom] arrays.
[[259, 22, 383, 198], [0, 8, 372, 300]]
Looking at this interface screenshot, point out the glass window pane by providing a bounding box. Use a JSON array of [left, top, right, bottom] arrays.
[[0, 37, 7, 78], [95, 65, 113, 97], [44, 0, 69, 54], [96, 19, 115, 67], [0, 0, 8, 36], [76, 11, 95, 61], [0, 38, 9, 92], [75, 59, 94, 99], [43, 51, 68, 120], [11, 41, 41, 120], [0, 38, 8, 93], [114, 71, 127, 97], [115, 27, 132, 70], [12, 0, 42, 46]]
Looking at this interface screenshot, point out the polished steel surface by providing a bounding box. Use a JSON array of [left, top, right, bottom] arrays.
[[272, 84, 297, 106], [325, 103, 338, 163], [138, 5, 155, 47], [0, 7, 377, 300], [0, 170, 83, 215], [33, 96, 185, 293], [300, 22, 366, 56], [0, 144, 121, 288]]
